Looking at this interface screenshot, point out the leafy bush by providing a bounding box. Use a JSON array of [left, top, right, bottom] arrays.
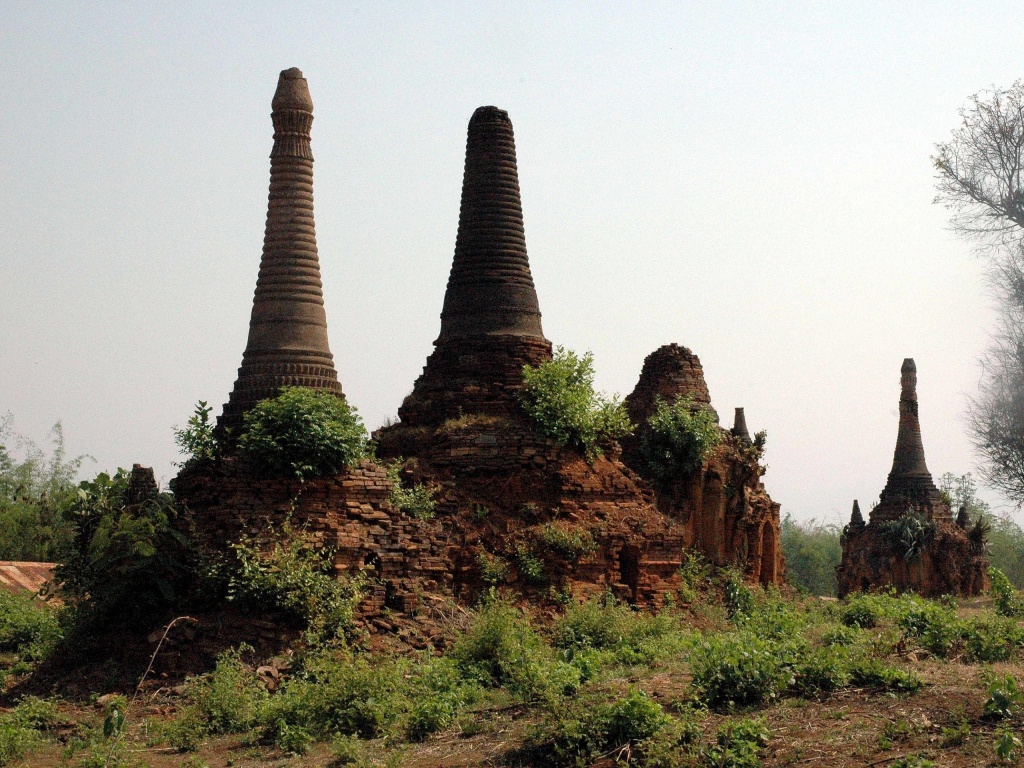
[[706, 717, 771, 768], [520, 347, 633, 460], [54, 469, 193, 627], [182, 646, 268, 735], [477, 551, 509, 586], [0, 697, 59, 766], [791, 646, 852, 698], [382, 460, 437, 520], [984, 674, 1024, 720], [521, 689, 668, 767], [0, 590, 60, 658], [639, 396, 721, 484], [390, 484, 436, 520], [450, 598, 579, 702], [174, 401, 218, 465], [263, 649, 409, 740], [689, 632, 786, 710], [677, 550, 711, 604], [515, 545, 547, 585], [848, 658, 922, 693], [964, 616, 1024, 662], [238, 387, 369, 479], [223, 528, 365, 643], [554, 595, 687, 667], [990, 566, 1024, 617], [839, 592, 896, 629], [535, 522, 595, 562], [723, 570, 755, 619], [898, 601, 965, 658]]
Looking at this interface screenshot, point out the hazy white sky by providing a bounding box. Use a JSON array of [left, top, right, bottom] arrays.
[[2, 2, 1021, 522]]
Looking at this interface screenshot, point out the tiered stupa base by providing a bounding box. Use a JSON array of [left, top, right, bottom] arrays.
[[392, 336, 552, 428], [837, 519, 988, 598]]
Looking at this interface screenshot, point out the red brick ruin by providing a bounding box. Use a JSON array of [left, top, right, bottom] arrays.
[[619, 345, 785, 586], [174, 70, 787, 636], [837, 359, 988, 597]]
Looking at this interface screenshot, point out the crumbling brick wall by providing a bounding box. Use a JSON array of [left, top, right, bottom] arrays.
[[620, 344, 786, 585]]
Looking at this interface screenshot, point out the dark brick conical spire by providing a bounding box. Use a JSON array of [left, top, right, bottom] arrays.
[[850, 500, 864, 528], [872, 359, 948, 521], [389, 107, 552, 429], [438, 106, 545, 341], [218, 68, 342, 436], [732, 408, 752, 443]]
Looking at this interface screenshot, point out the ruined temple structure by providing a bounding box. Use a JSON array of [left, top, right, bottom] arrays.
[[216, 68, 343, 438], [619, 344, 785, 585], [837, 359, 988, 598], [374, 106, 690, 608], [175, 73, 787, 645]]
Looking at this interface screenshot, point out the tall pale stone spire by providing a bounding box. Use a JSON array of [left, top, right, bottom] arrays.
[[218, 68, 342, 436], [872, 358, 948, 521], [393, 107, 552, 428]]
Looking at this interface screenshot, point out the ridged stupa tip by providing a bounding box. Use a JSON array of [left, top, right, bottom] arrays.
[[272, 67, 313, 113], [470, 106, 511, 125], [902, 358, 916, 374]]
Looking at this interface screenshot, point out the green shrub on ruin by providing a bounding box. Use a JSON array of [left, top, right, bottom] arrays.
[[238, 387, 369, 479], [520, 347, 633, 461], [535, 522, 595, 562], [381, 461, 437, 520], [640, 396, 721, 484], [223, 527, 365, 644], [173, 400, 218, 465]]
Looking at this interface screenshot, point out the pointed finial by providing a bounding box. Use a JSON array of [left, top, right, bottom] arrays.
[[956, 504, 971, 529], [732, 407, 752, 443], [889, 357, 930, 478], [850, 499, 864, 527]]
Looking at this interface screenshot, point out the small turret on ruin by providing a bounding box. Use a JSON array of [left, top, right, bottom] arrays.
[[217, 68, 343, 438], [731, 408, 752, 444], [837, 359, 988, 598], [620, 344, 786, 586]]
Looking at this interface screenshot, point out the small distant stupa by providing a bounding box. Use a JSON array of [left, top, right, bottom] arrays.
[[217, 68, 343, 437], [871, 359, 948, 522], [837, 359, 987, 597]]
